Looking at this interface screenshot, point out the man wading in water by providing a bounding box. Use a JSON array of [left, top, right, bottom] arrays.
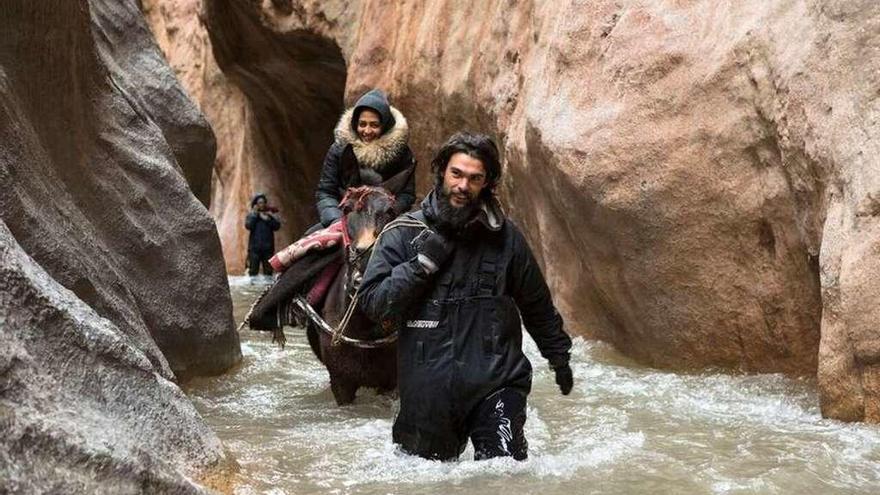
[[359, 132, 574, 461]]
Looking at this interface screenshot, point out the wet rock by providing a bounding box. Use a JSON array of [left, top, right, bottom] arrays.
[[1, 0, 242, 489], [91, 0, 218, 207], [146, 0, 880, 422], [0, 221, 232, 493], [1, 0, 241, 381]]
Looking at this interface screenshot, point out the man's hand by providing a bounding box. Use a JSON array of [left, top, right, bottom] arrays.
[[416, 230, 454, 274], [554, 363, 573, 395]]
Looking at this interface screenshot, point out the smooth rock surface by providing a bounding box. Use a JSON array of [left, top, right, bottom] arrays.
[[0, 222, 233, 493], [1, 0, 241, 381], [1, 0, 240, 489], [146, 0, 880, 422]]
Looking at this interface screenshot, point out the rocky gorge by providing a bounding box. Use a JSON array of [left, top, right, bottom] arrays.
[[1, 0, 240, 492], [2, 0, 879, 492], [144, 0, 880, 423]]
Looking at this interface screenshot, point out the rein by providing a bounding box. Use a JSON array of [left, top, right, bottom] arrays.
[[293, 296, 397, 349], [238, 192, 429, 351], [328, 215, 429, 348]]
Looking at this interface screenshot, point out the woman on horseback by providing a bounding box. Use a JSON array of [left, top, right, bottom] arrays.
[[314, 89, 417, 230]]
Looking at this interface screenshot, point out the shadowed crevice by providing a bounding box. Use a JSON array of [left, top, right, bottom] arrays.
[[204, 0, 346, 239]]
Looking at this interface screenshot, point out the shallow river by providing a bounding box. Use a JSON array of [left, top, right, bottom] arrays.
[[184, 277, 880, 494]]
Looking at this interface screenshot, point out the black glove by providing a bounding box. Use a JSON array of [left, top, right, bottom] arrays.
[[416, 230, 454, 273], [554, 363, 573, 395]]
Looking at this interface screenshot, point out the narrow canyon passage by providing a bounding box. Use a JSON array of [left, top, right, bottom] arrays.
[[185, 279, 880, 494], [8, 0, 880, 491], [201, 0, 348, 272]]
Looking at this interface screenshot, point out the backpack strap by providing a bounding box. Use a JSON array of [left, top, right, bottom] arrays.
[[477, 250, 499, 297]]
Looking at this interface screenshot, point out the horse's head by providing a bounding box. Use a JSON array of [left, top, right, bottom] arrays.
[[339, 186, 397, 257], [313, 185, 402, 350], [336, 186, 397, 301]]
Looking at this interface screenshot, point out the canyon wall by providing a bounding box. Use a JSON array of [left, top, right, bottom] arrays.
[[1, 0, 240, 490], [144, 0, 346, 274], [146, 0, 880, 422]]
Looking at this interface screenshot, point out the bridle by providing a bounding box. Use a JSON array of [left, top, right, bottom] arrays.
[[338, 185, 395, 266], [320, 213, 430, 348], [320, 186, 399, 348]]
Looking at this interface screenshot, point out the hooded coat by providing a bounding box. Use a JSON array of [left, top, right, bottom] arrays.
[[315, 90, 416, 227], [358, 191, 572, 459]]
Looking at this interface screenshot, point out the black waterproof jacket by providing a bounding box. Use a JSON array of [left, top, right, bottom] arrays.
[[358, 192, 572, 459], [245, 212, 280, 254], [316, 90, 416, 226]]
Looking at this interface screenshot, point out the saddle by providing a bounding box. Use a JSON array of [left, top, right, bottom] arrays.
[[244, 223, 346, 332]]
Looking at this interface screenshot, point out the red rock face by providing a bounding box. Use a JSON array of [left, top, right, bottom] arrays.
[[144, 0, 346, 274], [145, 0, 880, 422]]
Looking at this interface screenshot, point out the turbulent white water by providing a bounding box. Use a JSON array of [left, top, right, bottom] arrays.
[[186, 277, 880, 494]]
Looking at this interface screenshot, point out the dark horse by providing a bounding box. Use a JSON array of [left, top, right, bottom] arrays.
[[242, 185, 405, 405], [305, 186, 399, 404]]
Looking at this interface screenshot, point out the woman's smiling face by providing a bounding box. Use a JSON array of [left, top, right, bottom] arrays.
[[356, 109, 382, 143]]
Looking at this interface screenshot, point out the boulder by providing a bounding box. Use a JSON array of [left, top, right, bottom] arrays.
[[1, 0, 241, 381], [1, 0, 240, 489], [0, 221, 233, 493]]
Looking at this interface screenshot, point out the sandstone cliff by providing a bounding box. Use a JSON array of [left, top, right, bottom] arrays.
[[146, 0, 880, 423], [1, 0, 240, 490], [144, 0, 346, 274]]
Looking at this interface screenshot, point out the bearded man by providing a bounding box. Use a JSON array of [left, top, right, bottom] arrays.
[[358, 132, 574, 461]]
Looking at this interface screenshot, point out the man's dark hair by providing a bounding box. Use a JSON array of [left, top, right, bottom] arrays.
[[431, 132, 502, 197]]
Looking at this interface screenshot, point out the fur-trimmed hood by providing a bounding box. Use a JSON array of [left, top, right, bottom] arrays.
[[334, 106, 410, 170]]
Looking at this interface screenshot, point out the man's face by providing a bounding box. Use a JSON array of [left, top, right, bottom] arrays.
[[356, 109, 382, 143], [255, 197, 267, 211], [442, 153, 487, 208]]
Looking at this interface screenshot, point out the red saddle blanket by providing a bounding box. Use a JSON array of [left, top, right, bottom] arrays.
[[269, 221, 344, 273], [267, 221, 347, 312]]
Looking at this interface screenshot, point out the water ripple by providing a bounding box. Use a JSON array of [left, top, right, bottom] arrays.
[[188, 283, 880, 494]]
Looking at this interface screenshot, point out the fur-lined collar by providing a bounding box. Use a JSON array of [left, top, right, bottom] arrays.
[[334, 106, 409, 170]]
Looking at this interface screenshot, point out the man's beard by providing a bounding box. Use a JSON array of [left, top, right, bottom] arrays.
[[435, 185, 481, 233]]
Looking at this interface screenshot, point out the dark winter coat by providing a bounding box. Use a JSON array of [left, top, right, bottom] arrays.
[[358, 191, 572, 459], [315, 92, 416, 227], [245, 210, 281, 255]]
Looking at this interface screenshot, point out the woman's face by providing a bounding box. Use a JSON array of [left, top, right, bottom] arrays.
[[356, 109, 382, 143]]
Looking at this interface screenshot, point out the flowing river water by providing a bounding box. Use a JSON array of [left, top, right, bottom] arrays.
[[184, 277, 880, 494]]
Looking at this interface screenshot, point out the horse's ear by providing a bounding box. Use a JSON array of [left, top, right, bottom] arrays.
[[338, 188, 356, 215], [381, 164, 415, 195], [339, 197, 354, 215]]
